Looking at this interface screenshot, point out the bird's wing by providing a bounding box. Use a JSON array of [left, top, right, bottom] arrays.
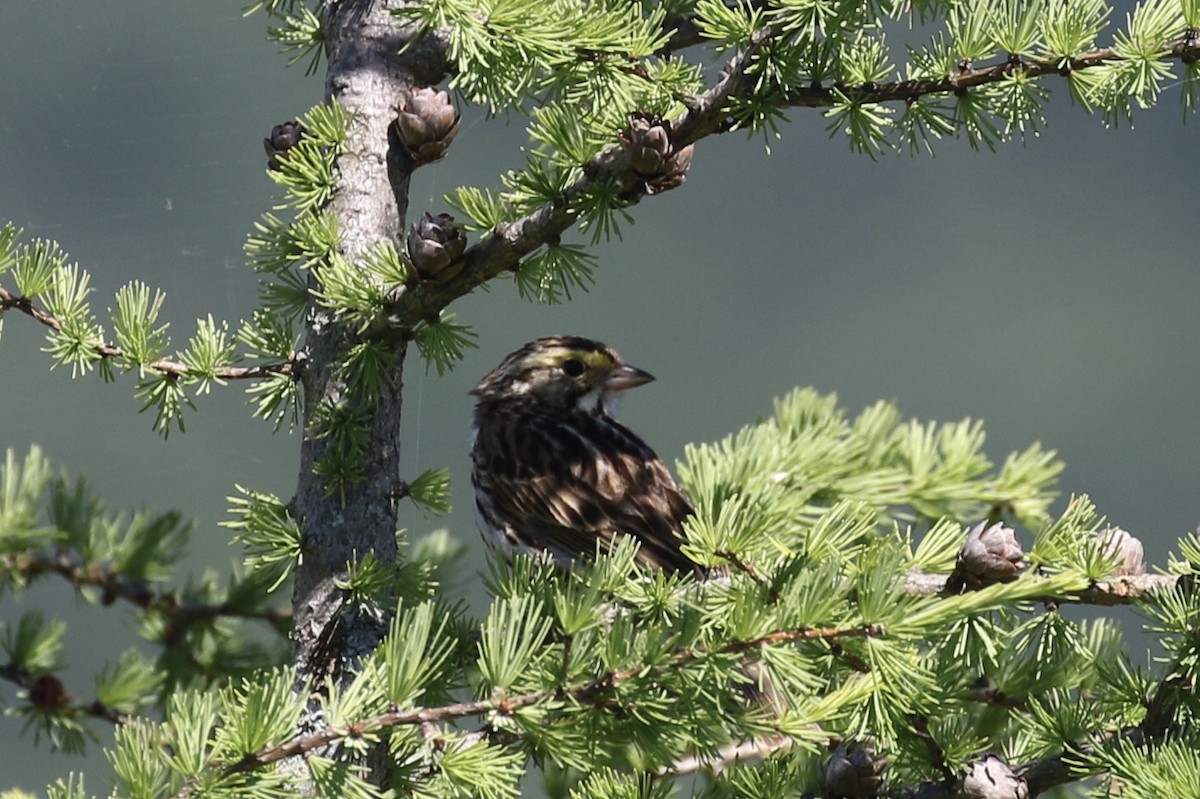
[[473, 410, 696, 573]]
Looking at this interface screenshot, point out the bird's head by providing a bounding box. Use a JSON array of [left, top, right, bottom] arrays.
[[471, 336, 654, 414]]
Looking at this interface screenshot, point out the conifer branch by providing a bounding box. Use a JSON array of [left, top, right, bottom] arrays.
[[662, 673, 1191, 791], [900, 675, 1185, 797], [0, 285, 296, 381], [167, 609, 1193, 796], [780, 37, 1200, 109], [395, 26, 1200, 325], [1, 548, 291, 630], [658, 735, 794, 776], [0, 662, 130, 726], [903, 569, 1179, 604], [394, 23, 779, 325], [167, 622, 881, 796]]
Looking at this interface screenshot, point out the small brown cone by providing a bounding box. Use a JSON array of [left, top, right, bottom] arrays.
[[263, 120, 305, 170], [407, 212, 467, 282], [393, 87, 461, 165], [822, 740, 886, 798], [619, 112, 693, 194], [961, 754, 1029, 799], [1094, 525, 1145, 576], [951, 521, 1024, 589]]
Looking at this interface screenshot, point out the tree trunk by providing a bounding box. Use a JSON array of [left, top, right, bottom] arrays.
[[287, 0, 448, 777]]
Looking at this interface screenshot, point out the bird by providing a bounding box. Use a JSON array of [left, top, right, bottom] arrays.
[[469, 335, 698, 574], [471, 340, 784, 713]]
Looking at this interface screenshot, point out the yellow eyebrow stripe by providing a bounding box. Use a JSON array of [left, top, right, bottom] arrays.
[[527, 346, 614, 370]]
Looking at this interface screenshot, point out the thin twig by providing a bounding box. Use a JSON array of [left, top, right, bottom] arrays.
[[903, 569, 1179, 604], [0, 285, 295, 381], [399, 29, 1200, 327], [781, 38, 1200, 109], [715, 549, 778, 600], [1, 549, 292, 630], [0, 662, 130, 726], [910, 714, 956, 783], [660, 734, 794, 777], [843, 648, 1194, 797]]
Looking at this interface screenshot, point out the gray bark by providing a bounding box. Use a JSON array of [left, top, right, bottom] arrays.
[[287, 0, 448, 765]]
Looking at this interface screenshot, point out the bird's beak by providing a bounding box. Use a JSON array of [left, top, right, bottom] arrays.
[[604, 363, 655, 392]]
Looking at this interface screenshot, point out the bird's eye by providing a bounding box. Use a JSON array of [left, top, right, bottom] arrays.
[[561, 358, 585, 378]]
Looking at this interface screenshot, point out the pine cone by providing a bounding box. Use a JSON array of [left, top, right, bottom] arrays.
[[961, 754, 1029, 799], [822, 740, 886, 798], [264, 120, 305, 170], [621, 112, 672, 176], [393, 87, 461, 165], [407, 212, 466, 282], [648, 144, 694, 195], [1094, 526, 1145, 576], [619, 112, 694, 194], [955, 521, 1024, 587], [28, 674, 66, 710]]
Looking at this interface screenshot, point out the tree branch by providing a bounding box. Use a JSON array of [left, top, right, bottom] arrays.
[[658, 734, 794, 777], [662, 667, 1191, 795], [780, 37, 1200, 108], [0, 285, 296, 381], [393, 28, 1200, 327], [158, 557, 1185, 796], [389, 19, 779, 326], [900, 676, 1184, 798], [167, 622, 880, 797], [1, 548, 291, 630], [0, 662, 129, 726], [903, 569, 1179, 604]]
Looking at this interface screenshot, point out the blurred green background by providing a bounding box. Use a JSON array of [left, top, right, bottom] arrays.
[[1, 1, 1197, 792]]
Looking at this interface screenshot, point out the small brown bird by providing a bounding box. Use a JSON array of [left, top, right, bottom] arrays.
[[472, 339, 782, 712], [470, 336, 696, 573]]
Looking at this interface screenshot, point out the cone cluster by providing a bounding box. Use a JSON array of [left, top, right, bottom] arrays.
[[1094, 526, 1145, 576], [392, 87, 461, 166], [618, 111, 694, 195], [962, 754, 1029, 799], [955, 521, 1024, 587], [407, 212, 466, 282], [822, 740, 886, 798], [263, 121, 306, 170]]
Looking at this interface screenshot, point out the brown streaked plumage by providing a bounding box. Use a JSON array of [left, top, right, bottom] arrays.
[[470, 336, 696, 574]]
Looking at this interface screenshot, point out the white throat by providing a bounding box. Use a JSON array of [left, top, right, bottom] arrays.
[[576, 387, 620, 415]]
